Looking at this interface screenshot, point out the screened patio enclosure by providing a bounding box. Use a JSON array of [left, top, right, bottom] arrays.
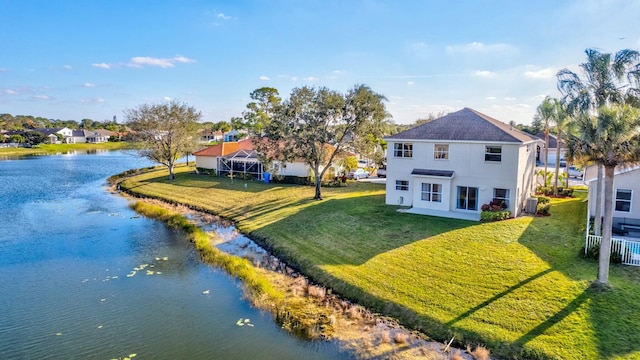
[[217, 149, 264, 180]]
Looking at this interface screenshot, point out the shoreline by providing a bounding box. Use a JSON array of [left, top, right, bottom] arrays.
[[114, 187, 475, 360]]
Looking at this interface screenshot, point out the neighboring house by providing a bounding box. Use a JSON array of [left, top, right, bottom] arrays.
[[194, 138, 341, 179], [585, 165, 640, 236], [32, 127, 73, 144], [533, 133, 566, 166], [84, 129, 111, 143], [194, 138, 255, 173], [224, 129, 241, 142], [199, 130, 223, 143], [384, 108, 541, 221]]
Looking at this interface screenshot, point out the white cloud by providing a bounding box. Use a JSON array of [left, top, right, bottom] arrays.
[[259, 75, 270, 81], [173, 55, 195, 64], [5, 89, 17, 95], [524, 67, 556, 79], [407, 81, 415, 85], [92, 63, 112, 69], [0, 67, 6, 72], [129, 55, 196, 68], [504, 97, 516, 101], [164, 96, 172, 101], [131, 57, 175, 68], [332, 70, 342, 74], [34, 95, 50, 100], [81, 97, 104, 103], [485, 96, 496, 100], [474, 70, 495, 77], [446, 41, 515, 54], [63, 65, 72, 70], [83, 82, 95, 88], [304, 76, 318, 81], [217, 13, 232, 20]]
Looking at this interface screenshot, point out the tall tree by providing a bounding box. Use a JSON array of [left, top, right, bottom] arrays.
[[567, 105, 640, 284], [125, 100, 201, 180], [536, 96, 556, 181], [558, 48, 640, 285], [255, 85, 390, 200], [244, 87, 282, 135], [550, 99, 573, 197]]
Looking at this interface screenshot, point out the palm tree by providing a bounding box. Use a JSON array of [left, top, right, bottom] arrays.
[[550, 99, 573, 197], [557, 49, 640, 284], [536, 97, 556, 181], [568, 105, 640, 284]]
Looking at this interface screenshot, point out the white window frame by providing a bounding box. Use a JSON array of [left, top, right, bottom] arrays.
[[434, 144, 449, 160], [485, 146, 502, 162], [421, 183, 442, 202], [393, 143, 413, 158], [615, 189, 632, 212], [493, 188, 510, 208], [396, 180, 409, 191]]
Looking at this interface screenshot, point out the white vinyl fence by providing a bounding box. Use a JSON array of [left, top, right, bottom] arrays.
[[586, 235, 640, 266]]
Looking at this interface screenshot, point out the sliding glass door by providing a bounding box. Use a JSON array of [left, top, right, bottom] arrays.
[[457, 186, 478, 211]]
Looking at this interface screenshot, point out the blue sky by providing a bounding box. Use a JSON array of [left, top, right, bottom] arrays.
[[1, 0, 638, 125]]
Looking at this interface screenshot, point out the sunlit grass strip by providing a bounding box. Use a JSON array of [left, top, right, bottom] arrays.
[[0, 141, 135, 156], [129, 201, 336, 338]]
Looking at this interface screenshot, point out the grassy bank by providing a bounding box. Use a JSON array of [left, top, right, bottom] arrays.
[[120, 167, 640, 359], [129, 200, 339, 340], [0, 141, 134, 156]]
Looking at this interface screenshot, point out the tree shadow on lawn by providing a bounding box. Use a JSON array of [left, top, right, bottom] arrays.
[[514, 197, 640, 359]]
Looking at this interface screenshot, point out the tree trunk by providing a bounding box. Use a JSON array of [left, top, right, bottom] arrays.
[[313, 167, 322, 200], [594, 164, 603, 236], [553, 139, 561, 197], [597, 165, 615, 285], [168, 163, 175, 180], [544, 126, 549, 179]]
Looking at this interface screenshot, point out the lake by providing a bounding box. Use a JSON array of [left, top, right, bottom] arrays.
[[0, 150, 351, 359]]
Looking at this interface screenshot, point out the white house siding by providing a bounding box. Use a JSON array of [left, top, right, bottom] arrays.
[[588, 168, 640, 221], [195, 156, 218, 171], [275, 161, 309, 177], [516, 143, 538, 215], [385, 140, 533, 217]]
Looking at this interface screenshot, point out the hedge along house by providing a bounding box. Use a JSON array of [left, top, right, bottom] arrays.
[[384, 108, 541, 221]]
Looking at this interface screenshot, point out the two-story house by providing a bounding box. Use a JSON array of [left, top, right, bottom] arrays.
[[384, 108, 540, 221]]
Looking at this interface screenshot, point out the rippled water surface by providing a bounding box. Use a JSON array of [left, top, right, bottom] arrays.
[[0, 151, 350, 359]]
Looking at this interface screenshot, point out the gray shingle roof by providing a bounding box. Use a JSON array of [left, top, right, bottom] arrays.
[[411, 169, 454, 178], [386, 108, 539, 143], [533, 132, 559, 148]]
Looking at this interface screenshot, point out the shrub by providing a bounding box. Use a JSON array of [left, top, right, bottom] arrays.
[[582, 244, 623, 264], [536, 196, 550, 204], [481, 210, 511, 222], [536, 203, 551, 216]]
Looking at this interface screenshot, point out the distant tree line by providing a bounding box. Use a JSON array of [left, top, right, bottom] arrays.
[[0, 113, 127, 133]]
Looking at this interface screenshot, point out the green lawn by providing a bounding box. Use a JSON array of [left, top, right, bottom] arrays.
[[0, 141, 134, 156], [120, 167, 640, 359]]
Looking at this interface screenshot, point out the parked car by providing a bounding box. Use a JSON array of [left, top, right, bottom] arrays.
[[348, 168, 370, 180], [565, 165, 584, 179], [377, 164, 386, 178]]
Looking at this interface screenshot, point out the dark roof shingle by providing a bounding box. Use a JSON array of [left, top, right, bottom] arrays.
[[386, 108, 539, 143]]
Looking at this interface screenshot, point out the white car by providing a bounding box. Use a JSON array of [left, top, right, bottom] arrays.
[[565, 165, 584, 179], [348, 168, 370, 180]]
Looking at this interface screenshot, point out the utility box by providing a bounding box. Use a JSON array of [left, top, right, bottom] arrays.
[[525, 197, 538, 214]]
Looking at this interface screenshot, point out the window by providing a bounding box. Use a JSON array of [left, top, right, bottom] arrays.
[[393, 143, 413, 158], [457, 186, 478, 211], [493, 188, 510, 208], [616, 189, 632, 212], [434, 144, 449, 159], [396, 180, 409, 191], [421, 183, 442, 202], [485, 146, 502, 162]]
